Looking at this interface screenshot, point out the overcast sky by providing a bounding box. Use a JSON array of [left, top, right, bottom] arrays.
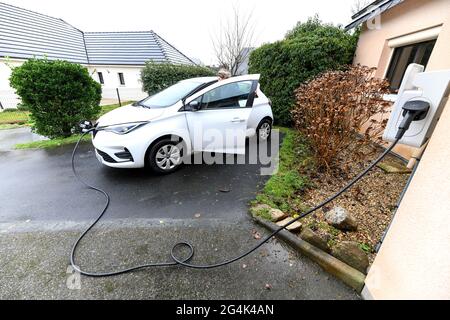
[[4, 0, 358, 65]]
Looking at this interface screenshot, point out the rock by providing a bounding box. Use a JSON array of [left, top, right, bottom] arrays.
[[269, 208, 288, 222], [276, 217, 302, 232], [325, 206, 358, 231], [331, 241, 369, 274], [299, 228, 330, 252], [249, 204, 287, 222], [377, 161, 412, 174]]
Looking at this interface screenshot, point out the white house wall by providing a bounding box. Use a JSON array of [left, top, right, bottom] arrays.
[[87, 65, 148, 102], [0, 59, 149, 109], [0, 58, 23, 109]]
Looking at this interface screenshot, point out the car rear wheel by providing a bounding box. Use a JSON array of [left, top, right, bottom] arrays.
[[148, 139, 183, 174]]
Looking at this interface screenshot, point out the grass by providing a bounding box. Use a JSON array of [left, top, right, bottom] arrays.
[[11, 101, 134, 149], [253, 127, 313, 215], [98, 101, 133, 117], [14, 134, 91, 150], [0, 109, 30, 125], [0, 123, 28, 130], [1, 101, 133, 126]]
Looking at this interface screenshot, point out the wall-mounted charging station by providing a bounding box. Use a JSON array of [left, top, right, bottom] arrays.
[[383, 63, 450, 148]]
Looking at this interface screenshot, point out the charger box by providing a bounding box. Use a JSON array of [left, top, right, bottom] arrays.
[[383, 64, 450, 148]]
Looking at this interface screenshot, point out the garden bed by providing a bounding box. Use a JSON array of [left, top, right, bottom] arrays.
[[252, 128, 410, 267], [300, 143, 410, 263]]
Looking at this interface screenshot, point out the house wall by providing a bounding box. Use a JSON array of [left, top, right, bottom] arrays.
[[0, 59, 148, 108], [0, 58, 23, 109], [87, 65, 148, 103], [361, 1, 450, 299], [353, 0, 450, 158]]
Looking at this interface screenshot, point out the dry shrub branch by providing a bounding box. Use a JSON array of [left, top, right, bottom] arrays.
[[292, 65, 391, 172]]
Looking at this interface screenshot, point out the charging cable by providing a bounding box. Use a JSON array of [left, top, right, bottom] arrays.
[[69, 107, 426, 276]]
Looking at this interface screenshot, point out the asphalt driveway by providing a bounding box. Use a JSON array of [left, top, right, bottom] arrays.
[[0, 142, 271, 222], [0, 129, 359, 299]]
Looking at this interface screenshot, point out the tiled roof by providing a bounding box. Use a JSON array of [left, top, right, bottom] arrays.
[[84, 31, 194, 65], [0, 2, 194, 65], [0, 2, 88, 63], [345, 0, 404, 30]]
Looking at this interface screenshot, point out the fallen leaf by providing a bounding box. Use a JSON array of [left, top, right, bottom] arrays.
[[252, 230, 262, 240]]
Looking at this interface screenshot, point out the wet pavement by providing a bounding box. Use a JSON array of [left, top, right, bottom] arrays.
[[0, 142, 270, 222], [0, 126, 47, 151], [0, 130, 359, 299]]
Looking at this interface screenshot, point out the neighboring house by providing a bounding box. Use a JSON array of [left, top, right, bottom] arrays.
[[346, 0, 450, 158], [0, 2, 194, 108], [346, 0, 450, 299], [236, 47, 255, 75]]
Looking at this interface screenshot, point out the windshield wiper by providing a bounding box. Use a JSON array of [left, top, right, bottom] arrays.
[[132, 100, 151, 109]]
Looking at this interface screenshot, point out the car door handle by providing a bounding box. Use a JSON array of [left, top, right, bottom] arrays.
[[231, 118, 245, 123]]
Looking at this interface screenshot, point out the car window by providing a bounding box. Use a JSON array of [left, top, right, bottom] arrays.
[[200, 81, 254, 110], [141, 80, 203, 108]]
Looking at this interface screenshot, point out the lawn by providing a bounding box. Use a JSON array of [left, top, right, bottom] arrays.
[[15, 134, 91, 149], [11, 101, 134, 149], [0, 109, 30, 125], [252, 127, 312, 214], [98, 101, 133, 117], [1, 101, 133, 128]]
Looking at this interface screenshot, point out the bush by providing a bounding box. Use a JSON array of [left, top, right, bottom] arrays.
[[9, 59, 101, 138], [249, 16, 358, 126], [16, 103, 30, 112], [141, 62, 215, 95], [291, 65, 391, 171]]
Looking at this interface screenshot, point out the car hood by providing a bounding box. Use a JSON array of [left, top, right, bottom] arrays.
[[97, 104, 166, 127]]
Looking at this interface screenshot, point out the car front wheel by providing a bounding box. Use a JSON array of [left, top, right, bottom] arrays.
[[256, 119, 272, 141], [148, 139, 183, 174]]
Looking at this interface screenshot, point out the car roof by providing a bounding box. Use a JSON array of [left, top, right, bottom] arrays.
[[182, 76, 218, 84]]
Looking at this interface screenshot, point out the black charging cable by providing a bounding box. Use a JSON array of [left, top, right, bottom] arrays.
[[69, 107, 425, 276]]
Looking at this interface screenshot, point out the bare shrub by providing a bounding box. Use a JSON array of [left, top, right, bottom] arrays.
[[292, 65, 391, 172]]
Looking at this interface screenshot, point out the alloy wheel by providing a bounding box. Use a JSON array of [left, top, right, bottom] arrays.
[[155, 144, 181, 171]]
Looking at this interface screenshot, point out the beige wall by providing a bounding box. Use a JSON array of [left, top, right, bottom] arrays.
[[362, 0, 450, 299], [353, 0, 450, 159]]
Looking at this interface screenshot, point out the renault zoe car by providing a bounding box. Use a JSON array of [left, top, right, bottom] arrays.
[[92, 74, 273, 173]]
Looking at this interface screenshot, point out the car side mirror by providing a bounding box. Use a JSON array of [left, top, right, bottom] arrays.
[[187, 100, 200, 111]]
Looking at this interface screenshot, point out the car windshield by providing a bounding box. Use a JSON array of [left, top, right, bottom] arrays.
[[140, 81, 202, 108]]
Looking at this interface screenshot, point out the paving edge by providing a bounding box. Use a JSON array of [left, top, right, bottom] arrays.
[[253, 216, 366, 293]]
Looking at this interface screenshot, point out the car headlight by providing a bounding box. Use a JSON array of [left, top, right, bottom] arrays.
[[101, 122, 149, 135]]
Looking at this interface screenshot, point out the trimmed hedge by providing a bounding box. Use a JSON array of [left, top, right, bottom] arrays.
[[9, 59, 101, 138], [249, 17, 358, 126], [141, 62, 216, 95]]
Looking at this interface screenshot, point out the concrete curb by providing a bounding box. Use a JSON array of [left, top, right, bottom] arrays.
[[253, 216, 366, 293]]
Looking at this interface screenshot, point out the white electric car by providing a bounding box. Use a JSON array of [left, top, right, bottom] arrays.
[[92, 74, 273, 173]]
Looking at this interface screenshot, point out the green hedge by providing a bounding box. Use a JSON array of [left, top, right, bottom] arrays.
[[141, 62, 215, 95], [9, 59, 101, 138], [249, 17, 358, 126]]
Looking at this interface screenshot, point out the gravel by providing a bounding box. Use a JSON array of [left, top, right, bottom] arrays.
[[300, 145, 410, 262]]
